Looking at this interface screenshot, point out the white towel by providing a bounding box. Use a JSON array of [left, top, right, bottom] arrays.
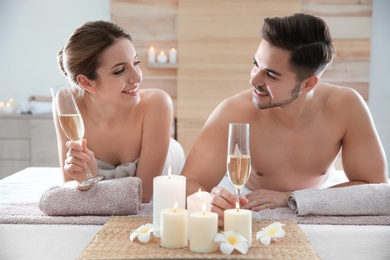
[[162, 138, 185, 176], [288, 184, 390, 216]]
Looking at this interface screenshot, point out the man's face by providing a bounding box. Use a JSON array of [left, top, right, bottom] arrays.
[[250, 40, 302, 110]]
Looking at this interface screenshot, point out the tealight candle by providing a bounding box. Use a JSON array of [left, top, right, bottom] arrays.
[[189, 203, 218, 253], [187, 188, 211, 214], [157, 51, 168, 64], [161, 202, 188, 248], [148, 46, 156, 64], [169, 48, 177, 64], [224, 202, 252, 247], [153, 166, 186, 236]]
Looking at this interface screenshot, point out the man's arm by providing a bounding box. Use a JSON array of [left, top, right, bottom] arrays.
[[335, 88, 388, 187], [182, 116, 230, 197]]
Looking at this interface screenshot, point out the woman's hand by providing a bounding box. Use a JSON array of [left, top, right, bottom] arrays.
[[242, 189, 291, 211], [63, 139, 97, 182], [210, 186, 248, 227]]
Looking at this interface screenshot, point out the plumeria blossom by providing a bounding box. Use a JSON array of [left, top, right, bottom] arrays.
[[214, 230, 249, 255], [256, 222, 286, 246], [130, 223, 154, 243]]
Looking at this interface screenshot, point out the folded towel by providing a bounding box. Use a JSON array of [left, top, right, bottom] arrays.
[[288, 184, 390, 216], [39, 177, 142, 216], [29, 101, 53, 115]]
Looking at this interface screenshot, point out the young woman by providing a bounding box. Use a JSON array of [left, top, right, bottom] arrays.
[[54, 20, 178, 202]]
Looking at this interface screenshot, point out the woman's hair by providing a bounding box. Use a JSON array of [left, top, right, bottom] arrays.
[[260, 13, 335, 81], [57, 20, 132, 84]]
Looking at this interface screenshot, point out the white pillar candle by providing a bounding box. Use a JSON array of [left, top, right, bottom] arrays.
[[169, 48, 177, 64], [187, 188, 211, 214], [153, 166, 186, 236], [189, 203, 218, 253], [148, 46, 156, 64], [161, 202, 188, 248], [224, 202, 252, 247], [0, 102, 5, 114], [157, 51, 168, 63]]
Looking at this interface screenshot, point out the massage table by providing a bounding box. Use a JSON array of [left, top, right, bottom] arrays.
[[1, 167, 390, 260]]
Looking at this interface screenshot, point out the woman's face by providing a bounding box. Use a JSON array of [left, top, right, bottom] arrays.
[[93, 38, 143, 106]]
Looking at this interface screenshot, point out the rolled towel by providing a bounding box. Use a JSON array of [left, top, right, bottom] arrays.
[[39, 177, 142, 216], [288, 184, 390, 216]]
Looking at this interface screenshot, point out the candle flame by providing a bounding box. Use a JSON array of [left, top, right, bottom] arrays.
[[196, 188, 201, 199], [168, 165, 172, 179], [202, 202, 206, 215], [0, 102, 4, 107], [171, 48, 176, 52], [235, 202, 240, 212], [6, 102, 11, 107], [160, 51, 165, 55], [149, 46, 154, 51], [173, 201, 178, 213]]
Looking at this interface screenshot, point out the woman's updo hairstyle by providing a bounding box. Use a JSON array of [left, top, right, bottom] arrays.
[[57, 20, 132, 84]]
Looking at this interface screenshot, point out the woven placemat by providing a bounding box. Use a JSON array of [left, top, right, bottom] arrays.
[[78, 216, 319, 259]]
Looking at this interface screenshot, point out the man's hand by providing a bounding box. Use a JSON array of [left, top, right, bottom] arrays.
[[210, 186, 248, 227], [242, 189, 291, 211]]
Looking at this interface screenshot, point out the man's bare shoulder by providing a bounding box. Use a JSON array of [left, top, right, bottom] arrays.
[[206, 89, 256, 126], [217, 89, 254, 110], [315, 82, 365, 108]]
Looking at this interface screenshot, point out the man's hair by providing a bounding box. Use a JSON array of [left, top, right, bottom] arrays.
[[260, 13, 335, 81]]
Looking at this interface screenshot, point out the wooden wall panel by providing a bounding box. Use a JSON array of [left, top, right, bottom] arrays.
[[303, 0, 372, 101]]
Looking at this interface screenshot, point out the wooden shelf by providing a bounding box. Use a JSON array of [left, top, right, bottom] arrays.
[[147, 63, 177, 69]]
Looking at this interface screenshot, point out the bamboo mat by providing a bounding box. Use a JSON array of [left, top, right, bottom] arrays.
[[78, 216, 319, 259]]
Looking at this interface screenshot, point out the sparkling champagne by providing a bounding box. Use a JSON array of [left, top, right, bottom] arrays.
[[58, 114, 84, 141], [227, 155, 251, 190]]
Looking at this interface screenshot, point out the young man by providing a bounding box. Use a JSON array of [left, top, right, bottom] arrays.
[[181, 13, 388, 225]]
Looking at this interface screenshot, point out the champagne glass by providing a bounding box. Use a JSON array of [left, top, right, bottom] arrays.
[[227, 123, 251, 201], [50, 83, 103, 190]]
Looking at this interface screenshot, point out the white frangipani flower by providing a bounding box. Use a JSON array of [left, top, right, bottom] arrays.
[[256, 221, 285, 246], [214, 230, 248, 255], [130, 223, 154, 243]]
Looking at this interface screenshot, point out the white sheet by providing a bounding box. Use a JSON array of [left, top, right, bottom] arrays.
[[1, 167, 390, 260]]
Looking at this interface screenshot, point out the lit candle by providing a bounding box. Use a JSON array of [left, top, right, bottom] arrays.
[[224, 202, 252, 247], [0, 101, 5, 114], [157, 51, 168, 64], [148, 46, 156, 64], [169, 48, 177, 64], [3, 101, 13, 114], [187, 188, 211, 214], [153, 166, 186, 236], [161, 202, 188, 248], [189, 203, 218, 253]]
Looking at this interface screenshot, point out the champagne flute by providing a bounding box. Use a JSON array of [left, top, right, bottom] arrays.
[[50, 83, 103, 190], [227, 123, 251, 202]]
